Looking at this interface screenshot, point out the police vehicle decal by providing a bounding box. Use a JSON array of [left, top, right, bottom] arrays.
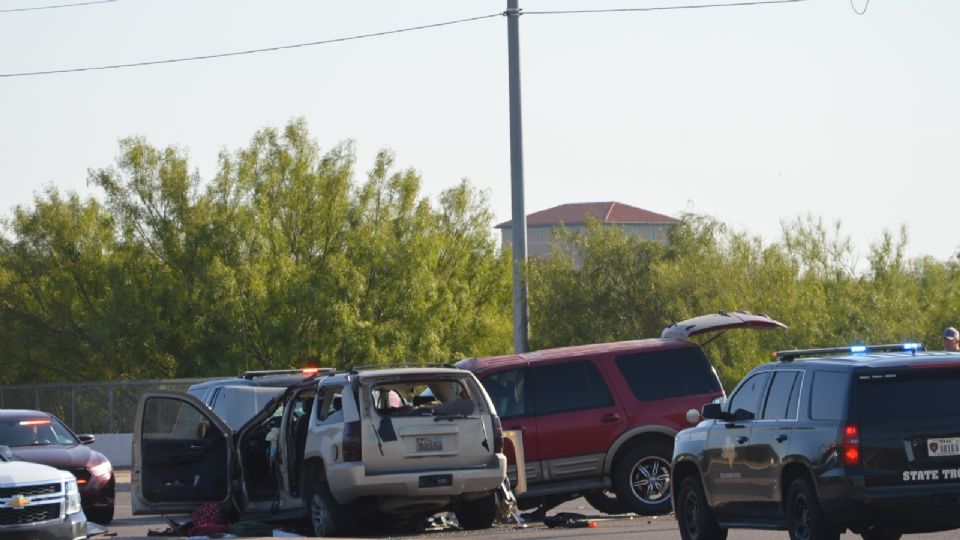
[[903, 468, 960, 482]]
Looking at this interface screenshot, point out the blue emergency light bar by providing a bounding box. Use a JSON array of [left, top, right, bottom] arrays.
[[774, 342, 925, 362]]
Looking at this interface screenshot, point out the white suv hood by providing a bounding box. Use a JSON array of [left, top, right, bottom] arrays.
[[0, 460, 71, 486]]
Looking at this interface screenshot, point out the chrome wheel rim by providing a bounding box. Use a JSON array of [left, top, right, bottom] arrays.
[[629, 456, 671, 504]]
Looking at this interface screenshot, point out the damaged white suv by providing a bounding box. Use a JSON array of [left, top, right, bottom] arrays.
[[131, 367, 508, 536]]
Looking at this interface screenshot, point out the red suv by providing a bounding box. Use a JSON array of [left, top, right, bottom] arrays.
[[456, 311, 785, 516]]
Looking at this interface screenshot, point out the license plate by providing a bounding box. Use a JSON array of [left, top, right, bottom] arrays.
[[928, 437, 960, 457], [416, 436, 443, 451], [419, 474, 452, 488]]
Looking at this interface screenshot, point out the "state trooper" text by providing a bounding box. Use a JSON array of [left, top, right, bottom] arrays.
[[902, 469, 960, 481]]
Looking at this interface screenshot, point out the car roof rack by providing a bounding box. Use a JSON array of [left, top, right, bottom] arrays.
[[241, 368, 333, 379], [344, 363, 459, 373], [774, 342, 924, 362]]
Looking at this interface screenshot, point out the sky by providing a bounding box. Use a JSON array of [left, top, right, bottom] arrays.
[[1, 0, 958, 261]]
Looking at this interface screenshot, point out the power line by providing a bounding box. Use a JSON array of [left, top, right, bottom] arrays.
[[0, 12, 502, 78], [850, 0, 869, 15], [0, 0, 118, 13], [0, 0, 815, 78], [524, 0, 812, 16]]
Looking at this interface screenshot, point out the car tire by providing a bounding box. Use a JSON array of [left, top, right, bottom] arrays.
[[786, 478, 840, 540], [85, 505, 114, 525], [307, 479, 344, 537], [584, 489, 628, 515], [612, 443, 673, 515], [676, 475, 727, 540], [860, 527, 902, 540], [455, 492, 498, 530]]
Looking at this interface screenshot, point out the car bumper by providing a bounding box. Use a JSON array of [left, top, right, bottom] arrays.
[[0, 511, 87, 540], [821, 472, 960, 533], [81, 473, 115, 510], [326, 455, 507, 504]]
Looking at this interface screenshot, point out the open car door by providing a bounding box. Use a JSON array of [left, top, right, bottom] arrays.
[[132, 391, 235, 515], [661, 310, 787, 340]]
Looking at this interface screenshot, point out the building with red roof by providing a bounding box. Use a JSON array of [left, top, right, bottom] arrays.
[[495, 202, 679, 258]]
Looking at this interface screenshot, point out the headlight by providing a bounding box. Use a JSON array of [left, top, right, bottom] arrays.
[[65, 479, 81, 515], [89, 460, 112, 478]]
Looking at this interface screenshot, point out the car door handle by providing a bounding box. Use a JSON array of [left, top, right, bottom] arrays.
[[776, 435, 789, 443], [737, 436, 749, 444], [601, 413, 621, 423]]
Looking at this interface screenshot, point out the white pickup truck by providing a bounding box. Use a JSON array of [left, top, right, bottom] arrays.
[[0, 445, 87, 540]]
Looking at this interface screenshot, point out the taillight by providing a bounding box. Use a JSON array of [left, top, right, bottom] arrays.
[[491, 415, 503, 454], [342, 420, 362, 462], [841, 423, 860, 466]]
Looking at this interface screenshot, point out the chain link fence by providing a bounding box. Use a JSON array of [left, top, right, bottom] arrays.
[[0, 378, 212, 434]]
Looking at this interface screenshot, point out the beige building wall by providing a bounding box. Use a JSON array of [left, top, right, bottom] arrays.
[[499, 223, 674, 258]]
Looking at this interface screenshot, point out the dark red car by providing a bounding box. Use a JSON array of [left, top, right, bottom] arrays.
[[0, 409, 116, 524], [457, 311, 786, 517]]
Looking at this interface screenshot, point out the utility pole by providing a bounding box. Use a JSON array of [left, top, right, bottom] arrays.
[[506, 0, 529, 353]]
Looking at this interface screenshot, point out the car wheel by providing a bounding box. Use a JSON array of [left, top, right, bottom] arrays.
[[613, 443, 673, 515], [455, 493, 498, 530], [676, 475, 727, 540], [786, 478, 840, 540], [307, 479, 343, 537], [85, 505, 114, 525], [584, 489, 628, 515], [860, 526, 902, 540]]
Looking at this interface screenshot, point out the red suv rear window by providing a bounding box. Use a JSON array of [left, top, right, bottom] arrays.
[[615, 348, 721, 401]]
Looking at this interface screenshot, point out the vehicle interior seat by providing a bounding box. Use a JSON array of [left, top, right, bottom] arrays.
[[291, 397, 314, 495]]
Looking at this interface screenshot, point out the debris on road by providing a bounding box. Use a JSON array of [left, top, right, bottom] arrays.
[[544, 512, 594, 529]]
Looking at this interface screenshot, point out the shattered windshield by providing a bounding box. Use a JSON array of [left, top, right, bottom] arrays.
[[0, 416, 79, 447]]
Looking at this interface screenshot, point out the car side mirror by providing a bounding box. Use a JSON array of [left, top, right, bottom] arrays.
[[77, 434, 96, 445], [0, 445, 13, 462], [702, 403, 724, 420], [732, 408, 755, 421]]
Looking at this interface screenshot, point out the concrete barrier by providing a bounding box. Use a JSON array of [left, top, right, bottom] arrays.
[[91, 433, 132, 468]]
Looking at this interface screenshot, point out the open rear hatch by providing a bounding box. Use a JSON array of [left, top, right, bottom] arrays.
[[661, 311, 787, 340], [361, 374, 498, 475], [856, 365, 960, 488]]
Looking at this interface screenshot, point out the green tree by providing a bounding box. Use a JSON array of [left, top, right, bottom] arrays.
[[0, 119, 513, 383], [0, 188, 169, 382], [527, 219, 666, 349], [527, 212, 960, 390]]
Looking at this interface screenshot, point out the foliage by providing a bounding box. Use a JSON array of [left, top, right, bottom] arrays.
[[528, 214, 960, 389], [0, 120, 511, 383], [3, 119, 959, 390]]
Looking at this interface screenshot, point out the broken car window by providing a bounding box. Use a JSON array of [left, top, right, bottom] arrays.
[[371, 380, 476, 417]]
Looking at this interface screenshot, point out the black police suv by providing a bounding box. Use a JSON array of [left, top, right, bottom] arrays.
[[671, 343, 960, 540]]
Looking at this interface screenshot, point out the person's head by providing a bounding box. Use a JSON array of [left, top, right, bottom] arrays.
[[943, 327, 960, 351]]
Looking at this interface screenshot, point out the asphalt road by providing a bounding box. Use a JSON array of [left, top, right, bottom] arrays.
[[103, 470, 952, 539]]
